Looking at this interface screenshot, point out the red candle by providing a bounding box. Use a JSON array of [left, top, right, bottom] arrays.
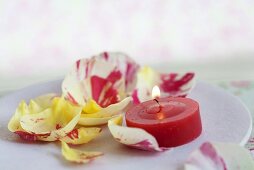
[[126, 86, 202, 147]]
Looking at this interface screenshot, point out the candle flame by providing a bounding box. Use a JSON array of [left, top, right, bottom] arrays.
[[152, 85, 160, 99]]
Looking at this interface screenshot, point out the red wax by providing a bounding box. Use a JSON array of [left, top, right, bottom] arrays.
[[126, 97, 202, 147]]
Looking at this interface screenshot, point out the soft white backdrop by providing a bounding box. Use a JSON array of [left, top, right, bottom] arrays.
[[1, 0, 254, 94]]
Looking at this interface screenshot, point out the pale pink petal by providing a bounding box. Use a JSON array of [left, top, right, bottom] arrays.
[[185, 142, 254, 170]]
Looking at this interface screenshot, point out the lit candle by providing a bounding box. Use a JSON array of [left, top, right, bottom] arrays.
[[126, 86, 202, 147]]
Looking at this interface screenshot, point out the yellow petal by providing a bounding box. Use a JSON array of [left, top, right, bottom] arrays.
[[8, 100, 28, 132], [82, 99, 102, 114], [78, 117, 115, 126], [61, 127, 102, 145], [78, 97, 131, 126], [20, 97, 82, 141], [61, 141, 103, 163], [8, 93, 57, 133]]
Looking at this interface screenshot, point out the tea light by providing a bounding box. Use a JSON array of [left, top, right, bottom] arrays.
[[126, 86, 202, 147]]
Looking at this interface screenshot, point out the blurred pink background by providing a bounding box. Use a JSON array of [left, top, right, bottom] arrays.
[[1, 0, 254, 93]]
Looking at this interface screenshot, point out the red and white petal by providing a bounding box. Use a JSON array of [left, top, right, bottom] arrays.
[[185, 142, 254, 170], [160, 72, 195, 97], [133, 66, 195, 104], [87, 76, 125, 107], [93, 52, 140, 93], [62, 56, 126, 106], [108, 115, 169, 152]]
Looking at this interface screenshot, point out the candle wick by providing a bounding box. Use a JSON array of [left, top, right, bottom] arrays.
[[154, 99, 162, 112]]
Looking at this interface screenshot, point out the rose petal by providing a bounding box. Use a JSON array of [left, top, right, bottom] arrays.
[[8, 94, 57, 133], [33, 93, 58, 109], [79, 97, 132, 126], [108, 115, 169, 152], [61, 141, 103, 163], [61, 127, 102, 145], [93, 52, 140, 93], [20, 97, 82, 141], [185, 142, 254, 170], [133, 66, 195, 104], [62, 56, 126, 106]]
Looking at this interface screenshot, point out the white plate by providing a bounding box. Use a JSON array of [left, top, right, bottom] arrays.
[[0, 80, 252, 170]]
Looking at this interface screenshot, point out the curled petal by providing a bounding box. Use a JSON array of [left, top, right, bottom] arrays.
[[8, 101, 28, 132], [93, 52, 140, 93], [62, 56, 126, 106], [133, 66, 195, 104], [61, 141, 103, 164], [79, 97, 132, 126], [20, 97, 82, 141], [185, 142, 254, 170], [108, 115, 168, 152], [33, 93, 58, 109], [61, 127, 102, 145], [8, 94, 57, 133]]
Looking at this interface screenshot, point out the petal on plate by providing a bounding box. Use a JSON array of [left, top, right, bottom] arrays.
[[8, 100, 29, 132], [93, 52, 140, 93], [61, 141, 103, 164], [108, 115, 168, 152], [8, 93, 57, 133], [185, 142, 254, 170], [61, 127, 102, 145], [33, 93, 58, 109], [20, 97, 82, 141], [132, 66, 195, 104], [79, 97, 132, 126], [62, 56, 126, 106]]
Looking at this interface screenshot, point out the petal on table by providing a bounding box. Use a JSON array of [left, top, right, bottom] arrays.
[[62, 56, 126, 106], [20, 97, 82, 141], [93, 52, 140, 93], [61, 141, 103, 164], [132, 66, 195, 104], [185, 142, 254, 170], [108, 115, 168, 152], [79, 97, 132, 126], [61, 127, 102, 145]]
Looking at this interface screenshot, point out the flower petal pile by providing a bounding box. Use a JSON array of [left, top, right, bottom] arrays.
[[62, 52, 135, 126], [8, 94, 101, 144]]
